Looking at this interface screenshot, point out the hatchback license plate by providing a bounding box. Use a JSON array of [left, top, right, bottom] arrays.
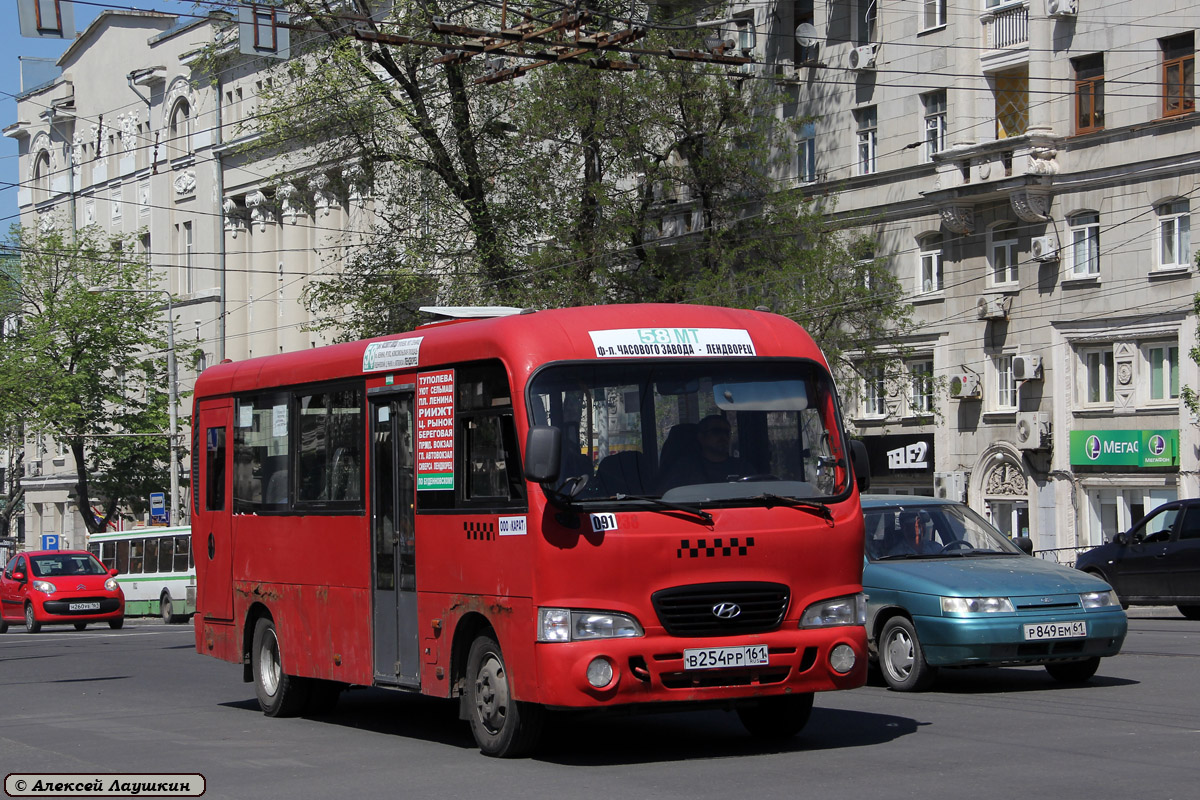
[[683, 645, 769, 670], [1023, 620, 1087, 640], [69, 602, 101, 612]]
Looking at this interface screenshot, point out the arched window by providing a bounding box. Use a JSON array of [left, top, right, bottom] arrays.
[[168, 99, 192, 159], [33, 150, 51, 202]]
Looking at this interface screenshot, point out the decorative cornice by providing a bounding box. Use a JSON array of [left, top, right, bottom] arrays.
[[1010, 187, 1052, 222], [940, 204, 975, 234]]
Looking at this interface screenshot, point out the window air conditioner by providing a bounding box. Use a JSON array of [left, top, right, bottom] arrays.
[[1047, 0, 1077, 17], [849, 44, 877, 71], [976, 295, 1011, 320], [934, 471, 966, 502], [1015, 411, 1052, 451], [1012, 354, 1043, 381], [1031, 235, 1059, 262], [949, 372, 981, 400]]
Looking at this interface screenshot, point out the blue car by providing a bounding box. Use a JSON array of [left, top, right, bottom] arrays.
[[861, 496, 1127, 691]]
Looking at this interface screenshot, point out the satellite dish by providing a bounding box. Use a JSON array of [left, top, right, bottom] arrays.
[[795, 23, 820, 48]]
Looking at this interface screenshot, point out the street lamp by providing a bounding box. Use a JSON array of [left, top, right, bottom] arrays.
[[88, 286, 179, 528]]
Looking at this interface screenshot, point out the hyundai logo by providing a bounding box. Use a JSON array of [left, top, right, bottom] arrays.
[[712, 602, 742, 619]]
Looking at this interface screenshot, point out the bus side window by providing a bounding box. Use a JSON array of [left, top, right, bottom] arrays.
[[159, 537, 174, 572], [206, 426, 226, 511], [174, 536, 190, 572]]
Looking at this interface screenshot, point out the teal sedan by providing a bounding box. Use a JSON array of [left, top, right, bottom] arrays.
[[862, 496, 1127, 691]]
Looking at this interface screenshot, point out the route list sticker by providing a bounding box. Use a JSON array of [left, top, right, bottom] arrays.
[[416, 369, 455, 490], [589, 327, 756, 358]]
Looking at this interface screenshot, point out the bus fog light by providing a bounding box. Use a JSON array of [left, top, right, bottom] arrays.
[[586, 657, 615, 688], [829, 644, 856, 674]]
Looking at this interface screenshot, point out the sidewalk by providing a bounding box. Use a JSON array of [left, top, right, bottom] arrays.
[[1123, 605, 1187, 618]]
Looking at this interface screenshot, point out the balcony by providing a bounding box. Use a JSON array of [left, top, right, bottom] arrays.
[[981, 2, 1029, 71]]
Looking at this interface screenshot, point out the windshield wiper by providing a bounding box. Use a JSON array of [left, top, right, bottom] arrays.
[[614, 494, 714, 525], [749, 493, 834, 525]]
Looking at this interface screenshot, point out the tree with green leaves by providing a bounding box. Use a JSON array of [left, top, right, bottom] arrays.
[[212, 1, 912, 372], [0, 225, 173, 534]]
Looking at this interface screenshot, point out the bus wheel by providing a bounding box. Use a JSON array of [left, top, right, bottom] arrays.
[[25, 604, 41, 633], [252, 617, 310, 717], [160, 594, 180, 624], [74, 622, 88, 631], [465, 633, 544, 757], [736, 693, 814, 739]]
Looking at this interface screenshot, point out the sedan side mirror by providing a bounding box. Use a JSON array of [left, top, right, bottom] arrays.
[[1114, 532, 1130, 546], [1014, 536, 1034, 555], [13, 571, 25, 582], [109, 568, 119, 577]]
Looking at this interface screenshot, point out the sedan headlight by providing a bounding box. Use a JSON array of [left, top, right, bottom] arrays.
[[105, 578, 119, 592], [1080, 590, 1119, 609], [537, 607, 644, 642], [941, 596, 1014, 614], [32, 580, 56, 595], [800, 594, 866, 628]]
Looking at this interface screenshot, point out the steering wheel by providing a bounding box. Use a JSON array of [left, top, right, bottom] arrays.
[[939, 539, 975, 553]]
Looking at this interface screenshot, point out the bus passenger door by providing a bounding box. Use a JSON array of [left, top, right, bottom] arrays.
[[371, 393, 420, 687], [195, 400, 234, 620]]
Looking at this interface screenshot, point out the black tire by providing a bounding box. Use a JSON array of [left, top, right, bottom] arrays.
[[108, 618, 124, 629], [25, 604, 41, 633], [160, 594, 181, 624], [879, 617, 936, 691], [0, 617, 8, 634], [736, 693, 815, 739], [1177, 605, 1200, 620], [74, 622, 88, 631], [252, 617, 310, 717], [465, 633, 544, 757], [1045, 657, 1101, 683]]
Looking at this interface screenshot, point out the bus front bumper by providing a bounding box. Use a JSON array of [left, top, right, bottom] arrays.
[[531, 626, 867, 709]]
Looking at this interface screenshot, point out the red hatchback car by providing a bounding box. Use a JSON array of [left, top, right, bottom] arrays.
[[0, 550, 126, 633]]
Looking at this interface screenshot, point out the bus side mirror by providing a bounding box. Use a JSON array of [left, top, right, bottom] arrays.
[[1014, 536, 1034, 555], [524, 426, 562, 484], [850, 439, 870, 493]]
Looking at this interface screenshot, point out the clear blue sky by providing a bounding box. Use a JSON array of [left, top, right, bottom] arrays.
[[1, 1, 182, 232]]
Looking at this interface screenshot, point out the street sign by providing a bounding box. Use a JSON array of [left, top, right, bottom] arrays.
[[41, 534, 60, 550], [150, 492, 169, 526]]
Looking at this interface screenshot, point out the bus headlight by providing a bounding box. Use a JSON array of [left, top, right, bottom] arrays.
[[32, 580, 56, 595], [538, 608, 644, 642], [800, 594, 865, 628]]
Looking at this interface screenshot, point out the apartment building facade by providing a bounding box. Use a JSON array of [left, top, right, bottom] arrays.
[[5, 10, 361, 549], [740, 0, 1197, 553]]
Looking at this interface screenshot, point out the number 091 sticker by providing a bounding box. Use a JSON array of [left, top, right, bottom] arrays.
[[590, 513, 618, 533]]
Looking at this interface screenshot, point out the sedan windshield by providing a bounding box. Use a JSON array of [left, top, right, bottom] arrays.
[[864, 502, 1025, 560], [29, 553, 110, 577], [528, 360, 852, 503]]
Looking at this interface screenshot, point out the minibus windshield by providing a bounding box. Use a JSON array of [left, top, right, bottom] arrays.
[[528, 360, 851, 503]]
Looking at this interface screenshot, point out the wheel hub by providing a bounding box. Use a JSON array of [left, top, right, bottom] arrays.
[[474, 654, 509, 734], [885, 630, 914, 678]]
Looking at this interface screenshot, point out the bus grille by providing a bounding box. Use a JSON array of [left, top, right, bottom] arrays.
[[651, 582, 789, 637]]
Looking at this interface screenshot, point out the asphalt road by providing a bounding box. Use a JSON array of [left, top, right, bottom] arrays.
[[1, 608, 1197, 800]]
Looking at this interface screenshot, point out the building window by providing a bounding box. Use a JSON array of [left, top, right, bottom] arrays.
[[797, 122, 816, 183], [862, 364, 886, 417], [1157, 200, 1191, 269], [922, 0, 946, 30], [922, 91, 947, 162], [993, 354, 1016, 411], [856, 0, 877, 45], [1073, 53, 1104, 134], [794, 0, 818, 64], [856, 106, 877, 176], [1068, 211, 1100, 277], [989, 222, 1018, 285], [180, 221, 194, 294], [994, 67, 1029, 139], [909, 360, 934, 415], [168, 99, 191, 159], [1081, 348, 1114, 405], [1145, 343, 1179, 402], [1162, 33, 1195, 118], [918, 234, 943, 294]]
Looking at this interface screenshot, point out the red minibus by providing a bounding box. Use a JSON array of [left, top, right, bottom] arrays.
[[191, 303, 869, 756]]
